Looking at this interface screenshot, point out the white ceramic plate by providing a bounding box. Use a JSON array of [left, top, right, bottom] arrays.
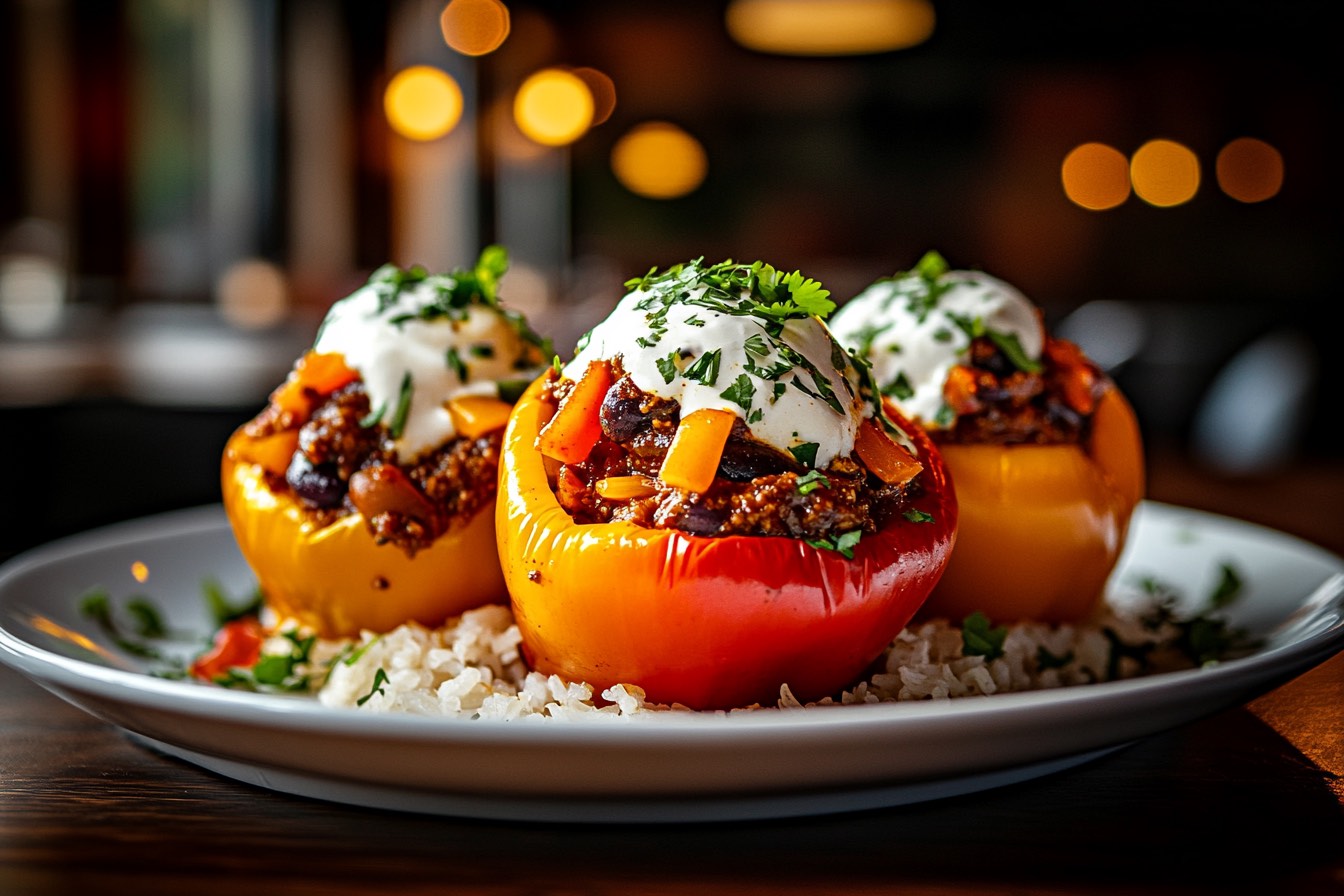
[[1, 501, 1342, 823]]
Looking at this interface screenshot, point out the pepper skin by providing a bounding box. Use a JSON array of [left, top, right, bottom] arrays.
[[495, 376, 959, 710], [914, 385, 1145, 625], [221, 430, 506, 638]]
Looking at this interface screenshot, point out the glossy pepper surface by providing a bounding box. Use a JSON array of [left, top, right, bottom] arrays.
[[495, 375, 959, 711], [915, 385, 1145, 624], [221, 427, 505, 639]]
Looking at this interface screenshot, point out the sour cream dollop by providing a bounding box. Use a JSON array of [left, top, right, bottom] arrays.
[[829, 252, 1044, 428], [564, 260, 869, 468], [314, 262, 545, 461]]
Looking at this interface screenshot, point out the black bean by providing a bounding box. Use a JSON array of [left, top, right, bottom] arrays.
[[286, 454, 347, 508], [676, 503, 724, 535], [600, 391, 650, 442], [716, 438, 802, 482]]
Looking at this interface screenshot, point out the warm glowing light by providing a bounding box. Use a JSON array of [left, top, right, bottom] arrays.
[[1216, 137, 1284, 203], [726, 0, 935, 56], [384, 65, 464, 141], [611, 122, 708, 199], [0, 255, 65, 337], [513, 68, 594, 147], [570, 67, 617, 126], [1061, 143, 1131, 211], [216, 259, 289, 330], [131, 561, 150, 583], [440, 0, 510, 56], [1130, 139, 1200, 207]]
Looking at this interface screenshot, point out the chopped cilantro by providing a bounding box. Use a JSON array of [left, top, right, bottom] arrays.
[[789, 442, 820, 467], [795, 469, 830, 495], [656, 350, 680, 384], [388, 371, 414, 439], [445, 347, 469, 382], [682, 348, 722, 386], [720, 373, 755, 412], [357, 668, 390, 706], [961, 611, 1008, 660], [902, 508, 934, 523]]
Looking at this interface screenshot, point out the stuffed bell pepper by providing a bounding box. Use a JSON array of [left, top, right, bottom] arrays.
[[496, 259, 957, 710], [221, 247, 549, 638], [829, 251, 1144, 625]]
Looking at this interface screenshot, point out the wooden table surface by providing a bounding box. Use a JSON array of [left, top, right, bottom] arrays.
[[3, 455, 1343, 896]]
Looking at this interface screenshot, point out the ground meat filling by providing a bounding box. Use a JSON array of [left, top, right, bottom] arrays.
[[545, 367, 918, 540], [936, 335, 1109, 446], [246, 381, 500, 555]]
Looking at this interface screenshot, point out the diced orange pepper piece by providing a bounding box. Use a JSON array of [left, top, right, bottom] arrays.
[[595, 475, 659, 501], [658, 408, 736, 493], [943, 365, 981, 416], [447, 395, 514, 439], [237, 429, 300, 478], [536, 360, 614, 464], [270, 351, 360, 417], [854, 417, 923, 486]]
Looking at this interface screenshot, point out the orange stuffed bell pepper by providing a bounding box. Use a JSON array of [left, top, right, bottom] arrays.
[[221, 246, 550, 639], [830, 251, 1144, 625], [496, 259, 957, 710]]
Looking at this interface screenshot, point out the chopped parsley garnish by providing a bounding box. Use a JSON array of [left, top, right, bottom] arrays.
[[961, 611, 1008, 661], [902, 508, 934, 524], [806, 528, 862, 559], [656, 350, 680, 384], [358, 401, 386, 429], [795, 469, 830, 495], [720, 373, 755, 411], [388, 371, 414, 439], [882, 371, 915, 401], [445, 347, 468, 382], [789, 442, 820, 467], [682, 348, 722, 386], [357, 668, 390, 706]]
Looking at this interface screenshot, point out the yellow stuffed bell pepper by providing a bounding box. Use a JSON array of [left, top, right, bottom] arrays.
[[220, 249, 547, 639], [920, 384, 1144, 623], [830, 250, 1145, 625]]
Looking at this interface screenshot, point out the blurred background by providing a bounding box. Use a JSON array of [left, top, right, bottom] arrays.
[[1, 0, 1340, 561]]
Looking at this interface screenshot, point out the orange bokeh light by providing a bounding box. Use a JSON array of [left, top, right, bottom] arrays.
[[1216, 137, 1284, 203], [1061, 142, 1131, 211], [439, 0, 510, 57], [1130, 139, 1201, 207]]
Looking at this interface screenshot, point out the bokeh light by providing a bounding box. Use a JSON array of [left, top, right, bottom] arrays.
[[131, 561, 150, 583], [1130, 138, 1200, 207], [725, 0, 935, 56], [611, 122, 708, 199], [216, 258, 289, 330], [513, 68, 595, 147], [1216, 137, 1284, 203], [384, 65, 464, 141], [439, 0, 510, 57], [1061, 142, 1131, 210], [570, 67, 617, 126]]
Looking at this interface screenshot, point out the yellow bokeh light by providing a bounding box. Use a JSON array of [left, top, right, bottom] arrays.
[[513, 68, 594, 147], [611, 122, 708, 200], [440, 0, 510, 57], [131, 561, 149, 583], [1216, 137, 1284, 203], [384, 65, 464, 141], [1061, 142, 1131, 211], [725, 0, 935, 56], [1130, 138, 1200, 207]]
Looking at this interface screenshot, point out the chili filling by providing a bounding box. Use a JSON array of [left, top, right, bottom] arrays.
[[936, 335, 1108, 447], [245, 380, 500, 555], [542, 361, 920, 541]]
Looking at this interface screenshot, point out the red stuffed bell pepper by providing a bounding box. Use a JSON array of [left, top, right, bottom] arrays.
[[830, 251, 1144, 625], [496, 259, 957, 710], [221, 247, 549, 638]]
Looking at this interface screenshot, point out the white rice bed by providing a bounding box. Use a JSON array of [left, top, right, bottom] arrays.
[[301, 602, 1195, 720]]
